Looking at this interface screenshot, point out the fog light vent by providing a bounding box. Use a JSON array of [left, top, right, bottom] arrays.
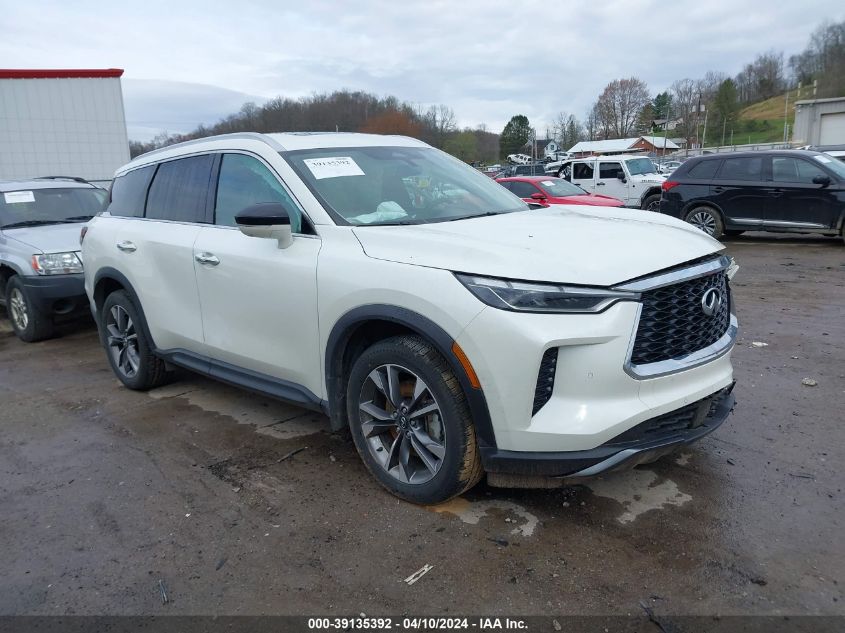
[[532, 348, 558, 415]]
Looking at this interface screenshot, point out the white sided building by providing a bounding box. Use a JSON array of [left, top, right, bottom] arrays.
[[0, 68, 130, 184]]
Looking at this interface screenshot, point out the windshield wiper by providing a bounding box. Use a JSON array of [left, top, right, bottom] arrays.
[[62, 215, 94, 221], [1, 220, 64, 229]]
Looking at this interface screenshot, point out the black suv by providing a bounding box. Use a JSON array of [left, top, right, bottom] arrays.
[[659, 150, 845, 240]]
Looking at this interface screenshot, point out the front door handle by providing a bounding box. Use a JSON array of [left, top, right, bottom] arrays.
[[195, 252, 220, 266], [116, 240, 136, 252], [596, 181, 605, 186], [712, 186, 725, 193]]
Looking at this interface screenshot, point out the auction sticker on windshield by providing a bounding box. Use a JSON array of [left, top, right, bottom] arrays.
[[4, 191, 35, 204], [303, 157, 365, 179]]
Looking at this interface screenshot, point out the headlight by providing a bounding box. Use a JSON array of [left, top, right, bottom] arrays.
[[31, 252, 84, 275], [455, 273, 638, 313]]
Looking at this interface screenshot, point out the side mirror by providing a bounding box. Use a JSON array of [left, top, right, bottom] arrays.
[[616, 172, 627, 182], [530, 192, 547, 200], [813, 174, 831, 187], [235, 202, 293, 249]]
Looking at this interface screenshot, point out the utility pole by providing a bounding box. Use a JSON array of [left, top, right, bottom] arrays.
[[722, 117, 727, 147], [783, 87, 790, 144], [701, 106, 708, 150]]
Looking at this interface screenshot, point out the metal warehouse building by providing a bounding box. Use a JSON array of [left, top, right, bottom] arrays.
[[793, 96, 845, 146], [0, 68, 130, 183]]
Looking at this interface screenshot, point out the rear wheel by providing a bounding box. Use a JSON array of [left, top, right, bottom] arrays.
[[101, 290, 167, 390], [642, 193, 661, 212], [346, 335, 483, 504], [4, 275, 55, 342], [684, 206, 724, 239]]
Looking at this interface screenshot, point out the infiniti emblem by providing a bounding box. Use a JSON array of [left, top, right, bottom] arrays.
[[701, 288, 722, 317]]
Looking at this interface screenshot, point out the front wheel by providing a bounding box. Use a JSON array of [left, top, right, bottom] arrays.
[[642, 193, 661, 212], [4, 275, 55, 342], [346, 335, 483, 504], [685, 206, 724, 239]]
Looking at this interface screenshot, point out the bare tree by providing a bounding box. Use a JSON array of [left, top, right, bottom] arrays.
[[552, 111, 583, 151], [594, 77, 651, 138], [670, 78, 700, 144]]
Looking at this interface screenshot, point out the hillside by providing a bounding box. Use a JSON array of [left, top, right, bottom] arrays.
[[730, 90, 798, 144]]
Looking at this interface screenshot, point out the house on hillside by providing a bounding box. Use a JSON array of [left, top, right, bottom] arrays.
[[520, 138, 554, 159], [568, 136, 679, 157]]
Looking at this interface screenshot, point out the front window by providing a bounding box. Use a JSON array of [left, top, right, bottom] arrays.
[[625, 158, 658, 176], [536, 178, 586, 197], [0, 187, 107, 229], [814, 153, 845, 180], [283, 146, 527, 226]]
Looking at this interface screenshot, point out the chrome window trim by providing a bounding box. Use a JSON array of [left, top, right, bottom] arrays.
[[619, 255, 737, 380], [613, 255, 731, 292]]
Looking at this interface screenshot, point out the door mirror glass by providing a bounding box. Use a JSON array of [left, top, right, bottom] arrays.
[[530, 192, 547, 200], [812, 174, 831, 186], [235, 202, 293, 249], [616, 172, 627, 182]]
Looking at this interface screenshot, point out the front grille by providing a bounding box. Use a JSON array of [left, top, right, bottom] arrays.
[[630, 271, 731, 365], [532, 348, 558, 415]]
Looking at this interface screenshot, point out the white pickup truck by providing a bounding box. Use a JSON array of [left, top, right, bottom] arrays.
[[544, 154, 666, 210]]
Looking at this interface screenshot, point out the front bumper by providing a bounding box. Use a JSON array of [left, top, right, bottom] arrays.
[[480, 384, 735, 477], [19, 273, 88, 316]]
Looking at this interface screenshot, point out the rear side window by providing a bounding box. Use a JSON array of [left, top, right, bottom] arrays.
[[108, 166, 154, 217], [214, 153, 303, 233], [573, 163, 594, 179], [687, 160, 720, 179], [715, 157, 763, 182], [146, 155, 214, 223]]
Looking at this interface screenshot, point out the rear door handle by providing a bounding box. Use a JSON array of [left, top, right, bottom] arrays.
[[596, 181, 605, 186], [712, 186, 725, 193], [116, 240, 136, 252], [195, 252, 220, 266]]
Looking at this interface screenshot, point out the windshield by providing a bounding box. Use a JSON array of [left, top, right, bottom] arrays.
[[283, 146, 527, 225], [626, 158, 658, 176], [536, 178, 586, 197], [815, 153, 845, 179], [0, 187, 107, 229]]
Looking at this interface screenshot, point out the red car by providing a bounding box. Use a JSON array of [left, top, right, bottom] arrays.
[[496, 176, 625, 207]]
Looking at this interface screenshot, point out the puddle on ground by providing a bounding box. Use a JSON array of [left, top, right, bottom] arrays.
[[586, 469, 692, 524], [429, 497, 539, 537], [149, 381, 328, 439]]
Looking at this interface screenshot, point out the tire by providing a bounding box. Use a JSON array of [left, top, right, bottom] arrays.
[[4, 275, 55, 342], [684, 206, 724, 239], [100, 290, 167, 390], [345, 335, 483, 504], [725, 229, 745, 237], [642, 193, 661, 212]]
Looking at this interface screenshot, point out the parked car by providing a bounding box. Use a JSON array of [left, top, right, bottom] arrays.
[[506, 153, 533, 165], [0, 177, 106, 341], [83, 132, 738, 504], [495, 163, 548, 178], [659, 150, 845, 240], [497, 176, 625, 207], [545, 154, 666, 210], [804, 144, 845, 163]]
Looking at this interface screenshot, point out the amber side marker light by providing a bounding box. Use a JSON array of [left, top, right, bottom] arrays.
[[451, 341, 481, 389]]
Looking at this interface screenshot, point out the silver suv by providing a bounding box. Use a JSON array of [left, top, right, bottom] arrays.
[[0, 177, 106, 341]]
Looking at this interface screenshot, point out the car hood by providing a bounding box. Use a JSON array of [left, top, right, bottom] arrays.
[[352, 206, 722, 286], [2, 223, 85, 254]]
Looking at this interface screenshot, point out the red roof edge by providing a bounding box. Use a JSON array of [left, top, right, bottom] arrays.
[[0, 68, 124, 79]]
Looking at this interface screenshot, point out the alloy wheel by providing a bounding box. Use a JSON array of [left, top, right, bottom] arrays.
[[9, 288, 29, 330], [106, 305, 140, 378], [358, 363, 446, 485], [689, 210, 717, 236]]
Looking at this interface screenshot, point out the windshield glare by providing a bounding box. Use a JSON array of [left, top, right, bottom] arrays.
[[537, 178, 586, 197], [0, 187, 106, 228], [816, 153, 845, 179], [626, 158, 658, 176], [284, 146, 528, 225]]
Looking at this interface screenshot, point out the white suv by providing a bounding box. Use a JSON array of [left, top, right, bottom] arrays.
[[545, 154, 666, 210], [82, 132, 738, 504]]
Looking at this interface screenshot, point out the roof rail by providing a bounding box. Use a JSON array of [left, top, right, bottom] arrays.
[[34, 176, 91, 184], [135, 132, 286, 161]]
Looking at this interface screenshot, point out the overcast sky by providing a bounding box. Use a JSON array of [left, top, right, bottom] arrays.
[[2, 0, 843, 141]]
